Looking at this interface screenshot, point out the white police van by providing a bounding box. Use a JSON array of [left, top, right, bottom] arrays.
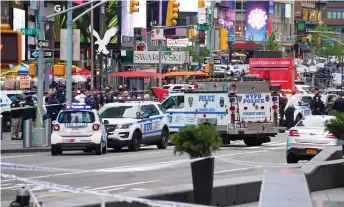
[[99, 101, 170, 151], [51, 104, 108, 155]]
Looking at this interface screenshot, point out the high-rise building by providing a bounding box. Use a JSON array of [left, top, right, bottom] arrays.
[[323, 0, 344, 33]]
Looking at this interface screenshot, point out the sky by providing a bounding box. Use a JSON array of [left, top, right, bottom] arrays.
[[133, 0, 199, 28]]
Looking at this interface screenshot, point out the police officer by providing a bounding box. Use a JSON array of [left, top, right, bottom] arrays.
[[46, 93, 60, 121], [311, 88, 324, 115], [10, 96, 22, 140], [333, 92, 344, 113], [20, 96, 36, 139], [279, 93, 288, 127], [285, 92, 298, 130]]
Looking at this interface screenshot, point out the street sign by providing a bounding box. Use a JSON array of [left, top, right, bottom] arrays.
[[20, 28, 38, 36], [197, 24, 210, 31], [37, 40, 49, 48], [227, 36, 235, 42], [214, 58, 221, 65], [203, 58, 210, 64], [29, 50, 53, 59], [164, 51, 172, 55]]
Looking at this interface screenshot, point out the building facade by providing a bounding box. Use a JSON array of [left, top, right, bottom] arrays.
[[323, 0, 344, 33]]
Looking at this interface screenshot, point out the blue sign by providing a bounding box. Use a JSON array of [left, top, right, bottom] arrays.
[[243, 94, 265, 104], [199, 95, 215, 102], [65, 104, 92, 110]]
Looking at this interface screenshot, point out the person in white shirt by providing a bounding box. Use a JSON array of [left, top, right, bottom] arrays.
[[75, 90, 86, 103]]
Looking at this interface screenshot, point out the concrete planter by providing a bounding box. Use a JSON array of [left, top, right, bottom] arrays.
[[191, 157, 214, 205]]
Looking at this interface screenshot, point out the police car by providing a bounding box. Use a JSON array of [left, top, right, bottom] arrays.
[[51, 104, 108, 156], [99, 101, 170, 151]]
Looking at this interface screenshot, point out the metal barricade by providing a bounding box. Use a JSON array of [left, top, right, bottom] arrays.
[[44, 118, 52, 146], [0, 115, 3, 140], [23, 119, 32, 148]]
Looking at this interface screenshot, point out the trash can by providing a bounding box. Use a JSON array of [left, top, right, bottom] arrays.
[[44, 118, 52, 146], [23, 119, 32, 148], [0, 115, 3, 140]]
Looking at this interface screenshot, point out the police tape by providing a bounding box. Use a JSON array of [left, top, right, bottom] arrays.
[[1, 173, 210, 207], [1, 158, 205, 173], [216, 157, 344, 168]]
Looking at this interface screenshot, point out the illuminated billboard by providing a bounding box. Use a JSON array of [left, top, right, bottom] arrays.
[[245, 1, 269, 42]]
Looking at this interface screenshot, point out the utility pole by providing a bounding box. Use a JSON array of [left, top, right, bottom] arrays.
[[66, 0, 73, 103], [208, 1, 215, 77], [34, 0, 46, 147], [90, 2, 94, 90]]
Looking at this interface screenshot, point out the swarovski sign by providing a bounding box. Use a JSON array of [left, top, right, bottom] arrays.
[[133, 51, 188, 64]]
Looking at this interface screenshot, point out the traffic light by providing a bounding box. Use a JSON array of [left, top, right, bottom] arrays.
[[166, 0, 179, 27], [198, 0, 205, 8], [219, 27, 228, 51], [188, 28, 196, 40], [0, 24, 22, 65], [307, 34, 312, 42], [130, 0, 139, 13]]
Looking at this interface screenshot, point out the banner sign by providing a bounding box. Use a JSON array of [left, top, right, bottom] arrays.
[[167, 39, 189, 48], [245, 1, 269, 42], [249, 58, 293, 68], [133, 51, 187, 64]]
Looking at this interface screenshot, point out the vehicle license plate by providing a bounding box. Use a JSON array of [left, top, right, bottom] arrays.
[[306, 149, 317, 155], [63, 139, 76, 143]]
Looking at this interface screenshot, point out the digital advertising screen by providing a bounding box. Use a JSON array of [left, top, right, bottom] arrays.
[[12, 8, 25, 60], [245, 1, 269, 42], [121, 0, 134, 39]]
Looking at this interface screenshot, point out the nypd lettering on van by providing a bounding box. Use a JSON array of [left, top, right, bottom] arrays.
[[243, 94, 265, 104]]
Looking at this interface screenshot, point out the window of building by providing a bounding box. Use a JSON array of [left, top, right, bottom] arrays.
[[327, 11, 332, 19], [338, 11, 342, 19], [327, 8, 344, 19]]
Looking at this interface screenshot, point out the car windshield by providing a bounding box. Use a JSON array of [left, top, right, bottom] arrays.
[[296, 116, 333, 128], [58, 111, 95, 123], [300, 86, 311, 93], [99, 106, 139, 119], [7, 94, 26, 101]]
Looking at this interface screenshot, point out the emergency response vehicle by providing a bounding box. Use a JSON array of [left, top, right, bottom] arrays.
[[51, 104, 108, 155], [99, 100, 170, 151], [163, 76, 285, 146]]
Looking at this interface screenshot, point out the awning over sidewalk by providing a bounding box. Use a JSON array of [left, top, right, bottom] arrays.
[[109, 71, 163, 78], [163, 71, 208, 77]]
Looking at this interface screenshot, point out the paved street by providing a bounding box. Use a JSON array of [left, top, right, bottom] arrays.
[[1, 132, 288, 205]]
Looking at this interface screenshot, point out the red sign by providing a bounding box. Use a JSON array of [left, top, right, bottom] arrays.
[[249, 58, 293, 68]]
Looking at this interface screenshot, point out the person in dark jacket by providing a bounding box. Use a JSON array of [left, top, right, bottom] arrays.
[[56, 85, 66, 103], [279, 93, 288, 127], [333, 92, 344, 113], [11, 97, 22, 140], [310, 88, 324, 115], [20, 96, 36, 139], [46, 94, 60, 121]]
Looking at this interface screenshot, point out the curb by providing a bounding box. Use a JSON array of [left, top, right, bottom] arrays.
[[1, 148, 51, 153]]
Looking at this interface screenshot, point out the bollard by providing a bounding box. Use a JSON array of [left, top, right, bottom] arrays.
[[16, 187, 30, 207], [23, 119, 33, 148], [0, 115, 3, 140], [44, 118, 52, 146]]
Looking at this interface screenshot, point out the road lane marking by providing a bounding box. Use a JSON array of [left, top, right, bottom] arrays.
[[130, 188, 148, 191], [1, 155, 36, 159], [215, 166, 261, 174], [89, 180, 160, 191], [99, 187, 125, 192]]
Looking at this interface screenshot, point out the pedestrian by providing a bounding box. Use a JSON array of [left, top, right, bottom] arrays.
[[279, 93, 288, 127], [75, 90, 86, 103], [20, 96, 36, 139], [131, 87, 138, 99], [46, 93, 60, 121], [10, 96, 22, 140], [332, 92, 344, 113], [310, 88, 324, 115], [56, 85, 66, 104], [284, 92, 298, 130]]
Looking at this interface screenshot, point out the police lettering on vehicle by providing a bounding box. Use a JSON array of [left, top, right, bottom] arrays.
[[243, 112, 266, 116], [243, 94, 265, 104], [199, 95, 215, 102], [144, 123, 152, 131]]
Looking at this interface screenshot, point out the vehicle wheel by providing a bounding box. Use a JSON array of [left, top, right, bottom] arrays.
[[51, 146, 58, 156], [95, 144, 102, 155], [287, 153, 298, 163], [243, 138, 263, 146], [102, 143, 107, 154], [129, 131, 141, 151], [157, 128, 169, 149]]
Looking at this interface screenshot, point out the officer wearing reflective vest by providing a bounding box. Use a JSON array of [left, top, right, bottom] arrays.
[[310, 88, 324, 115]]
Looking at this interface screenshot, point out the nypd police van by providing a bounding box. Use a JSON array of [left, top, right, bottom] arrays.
[[163, 77, 285, 146], [99, 101, 170, 151], [51, 104, 108, 155]]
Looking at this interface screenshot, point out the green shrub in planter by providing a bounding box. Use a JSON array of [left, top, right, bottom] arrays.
[[325, 113, 344, 140], [171, 124, 222, 158]]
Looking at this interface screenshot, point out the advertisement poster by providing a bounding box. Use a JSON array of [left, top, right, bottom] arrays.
[[245, 1, 269, 42], [225, 9, 235, 35]]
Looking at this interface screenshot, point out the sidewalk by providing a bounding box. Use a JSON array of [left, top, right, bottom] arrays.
[[1, 132, 50, 153]]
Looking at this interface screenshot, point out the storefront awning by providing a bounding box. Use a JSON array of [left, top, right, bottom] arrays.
[[109, 71, 163, 78], [163, 71, 208, 77]]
